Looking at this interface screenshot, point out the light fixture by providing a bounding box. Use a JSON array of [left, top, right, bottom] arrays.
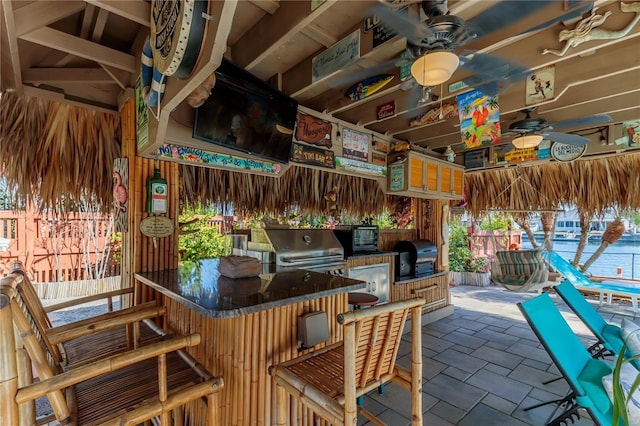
[[511, 134, 544, 149], [410, 51, 460, 87]]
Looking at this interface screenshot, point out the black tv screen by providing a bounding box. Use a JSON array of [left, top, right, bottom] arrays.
[[193, 59, 298, 164]]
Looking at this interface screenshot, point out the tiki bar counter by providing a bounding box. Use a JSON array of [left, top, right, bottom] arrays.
[[135, 259, 367, 425]]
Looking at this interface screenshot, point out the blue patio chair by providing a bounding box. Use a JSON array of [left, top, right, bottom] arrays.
[[518, 293, 616, 426]]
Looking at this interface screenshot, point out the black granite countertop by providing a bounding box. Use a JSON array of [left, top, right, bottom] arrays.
[[135, 258, 366, 318]]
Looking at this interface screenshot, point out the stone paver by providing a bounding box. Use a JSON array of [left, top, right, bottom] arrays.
[[358, 285, 634, 425]]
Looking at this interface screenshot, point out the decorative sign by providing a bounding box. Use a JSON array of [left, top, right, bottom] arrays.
[[373, 24, 394, 48], [399, 51, 413, 81], [140, 216, 175, 239], [363, 14, 381, 33], [388, 162, 405, 191], [335, 157, 386, 177], [410, 103, 458, 127], [150, 0, 208, 78], [504, 147, 538, 163], [551, 142, 587, 162], [457, 85, 501, 149], [135, 75, 149, 150], [113, 158, 129, 232], [537, 139, 551, 159], [291, 142, 335, 169], [525, 65, 555, 106], [294, 112, 333, 147], [616, 120, 640, 146], [372, 152, 387, 166], [464, 149, 487, 170], [345, 74, 394, 101], [372, 139, 389, 153], [376, 100, 396, 120], [312, 30, 360, 83], [448, 80, 469, 93], [156, 144, 282, 174], [342, 128, 369, 161]]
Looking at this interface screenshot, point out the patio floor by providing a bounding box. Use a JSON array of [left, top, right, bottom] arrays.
[[359, 284, 639, 426]]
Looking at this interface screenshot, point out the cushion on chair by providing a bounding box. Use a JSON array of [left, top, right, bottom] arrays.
[[602, 360, 640, 425]]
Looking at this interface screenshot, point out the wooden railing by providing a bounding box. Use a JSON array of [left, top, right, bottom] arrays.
[[0, 210, 119, 282]]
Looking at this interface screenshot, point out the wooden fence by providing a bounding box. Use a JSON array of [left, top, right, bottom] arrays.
[[0, 210, 120, 282]]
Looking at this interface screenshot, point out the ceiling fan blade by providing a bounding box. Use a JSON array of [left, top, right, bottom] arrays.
[[465, 1, 593, 43], [459, 52, 529, 89], [548, 114, 613, 131], [499, 143, 515, 155], [405, 83, 424, 111], [541, 131, 590, 146], [369, 5, 434, 47]]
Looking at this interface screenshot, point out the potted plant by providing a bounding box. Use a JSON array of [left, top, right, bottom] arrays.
[[449, 219, 490, 286]]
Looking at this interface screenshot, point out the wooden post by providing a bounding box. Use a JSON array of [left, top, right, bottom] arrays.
[[0, 293, 19, 425], [343, 322, 356, 425], [410, 305, 422, 425]]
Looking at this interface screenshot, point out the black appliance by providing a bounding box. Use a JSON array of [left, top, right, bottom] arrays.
[[393, 240, 438, 278], [333, 225, 379, 255], [193, 58, 298, 164]]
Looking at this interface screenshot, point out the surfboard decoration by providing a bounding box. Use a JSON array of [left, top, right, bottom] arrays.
[[150, 0, 209, 79], [141, 37, 165, 108], [344, 74, 394, 101]]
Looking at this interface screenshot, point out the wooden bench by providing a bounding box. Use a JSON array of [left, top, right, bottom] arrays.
[[0, 263, 224, 425]]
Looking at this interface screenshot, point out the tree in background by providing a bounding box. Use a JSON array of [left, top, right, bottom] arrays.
[[179, 203, 229, 261]]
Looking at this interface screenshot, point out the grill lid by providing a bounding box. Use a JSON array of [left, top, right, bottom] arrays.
[[263, 229, 344, 267]]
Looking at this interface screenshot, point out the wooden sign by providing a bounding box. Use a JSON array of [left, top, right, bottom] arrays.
[[294, 112, 333, 147], [464, 149, 486, 170], [372, 152, 387, 166], [291, 142, 335, 169], [373, 25, 394, 48], [113, 158, 129, 232], [388, 162, 406, 191], [372, 139, 389, 153], [376, 100, 396, 120], [335, 157, 386, 176], [342, 128, 369, 161], [140, 216, 175, 238], [157, 144, 282, 174], [312, 30, 360, 83], [525, 65, 555, 106]]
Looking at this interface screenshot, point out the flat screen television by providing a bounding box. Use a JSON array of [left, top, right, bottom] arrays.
[[193, 58, 298, 164]]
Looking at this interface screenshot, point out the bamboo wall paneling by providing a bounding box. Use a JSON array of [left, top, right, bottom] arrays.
[[379, 229, 417, 251], [391, 273, 450, 314]]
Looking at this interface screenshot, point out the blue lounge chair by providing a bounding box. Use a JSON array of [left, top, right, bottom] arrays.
[[545, 251, 639, 312], [518, 293, 616, 426]]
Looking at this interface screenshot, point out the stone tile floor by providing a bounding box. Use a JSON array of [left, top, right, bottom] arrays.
[[359, 285, 639, 426]]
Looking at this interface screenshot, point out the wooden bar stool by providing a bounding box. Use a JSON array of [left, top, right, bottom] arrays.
[[347, 292, 379, 309]]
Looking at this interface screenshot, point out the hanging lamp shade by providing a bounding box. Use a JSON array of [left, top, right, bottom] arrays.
[[410, 51, 460, 86], [512, 134, 543, 149]]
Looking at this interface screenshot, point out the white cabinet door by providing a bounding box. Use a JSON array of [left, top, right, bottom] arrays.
[[348, 263, 389, 304]]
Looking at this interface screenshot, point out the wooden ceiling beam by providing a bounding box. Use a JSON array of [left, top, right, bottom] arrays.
[[14, 1, 86, 38], [249, 0, 279, 15], [20, 27, 136, 73], [1, 0, 22, 94], [54, 3, 96, 67], [300, 23, 338, 48], [84, 0, 150, 27], [22, 67, 128, 85], [91, 7, 109, 42]]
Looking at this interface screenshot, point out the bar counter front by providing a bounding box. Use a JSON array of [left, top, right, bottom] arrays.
[[135, 259, 366, 425]]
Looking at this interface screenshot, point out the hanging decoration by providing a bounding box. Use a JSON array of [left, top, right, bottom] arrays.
[[113, 158, 129, 233], [456, 84, 501, 149]]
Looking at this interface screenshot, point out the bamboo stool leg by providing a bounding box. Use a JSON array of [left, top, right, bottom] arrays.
[[275, 383, 287, 426]]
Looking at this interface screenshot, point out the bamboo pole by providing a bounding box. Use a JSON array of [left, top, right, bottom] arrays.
[[0, 294, 19, 425], [410, 304, 422, 425], [343, 321, 356, 425], [158, 353, 170, 425]]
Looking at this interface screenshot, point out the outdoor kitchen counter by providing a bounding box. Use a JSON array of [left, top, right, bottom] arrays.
[[345, 250, 398, 260], [134, 258, 366, 318]]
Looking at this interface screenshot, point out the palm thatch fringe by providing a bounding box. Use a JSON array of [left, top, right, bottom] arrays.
[[0, 93, 121, 212], [181, 164, 396, 217], [464, 153, 640, 218]]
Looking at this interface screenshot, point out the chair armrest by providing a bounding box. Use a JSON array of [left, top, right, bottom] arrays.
[[16, 333, 201, 404], [44, 287, 134, 313], [46, 302, 165, 345]]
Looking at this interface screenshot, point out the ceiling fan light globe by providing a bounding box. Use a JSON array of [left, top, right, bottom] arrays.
[[512, 134, 543, 149], [411, 51, 460, 86]]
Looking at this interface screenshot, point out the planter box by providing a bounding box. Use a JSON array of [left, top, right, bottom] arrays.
[[451, 271, 491, 287]]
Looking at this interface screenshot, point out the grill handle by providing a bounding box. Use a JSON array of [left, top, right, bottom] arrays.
[[281, 254, 343, 264]]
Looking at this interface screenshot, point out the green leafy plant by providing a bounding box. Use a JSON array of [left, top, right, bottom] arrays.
[[611, 345, 640, 426], [449, 218, 489, 273], [179, 204, 228, 261]]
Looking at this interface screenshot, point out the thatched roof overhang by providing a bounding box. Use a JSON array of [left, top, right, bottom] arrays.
[[464, 153, 640, 218], [181, 164, 399, 217], [0, 93, 120, 211]]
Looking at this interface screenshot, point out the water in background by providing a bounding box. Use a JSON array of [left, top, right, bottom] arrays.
[[522, 239, 640, 279]]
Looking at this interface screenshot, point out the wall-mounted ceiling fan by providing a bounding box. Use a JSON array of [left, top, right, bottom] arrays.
[[500, 108, 613, 153]]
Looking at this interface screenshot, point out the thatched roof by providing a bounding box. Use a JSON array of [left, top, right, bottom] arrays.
[[464, 153, 640, 217], [0, 93, 121, 211], [181, 164, 396, 216]]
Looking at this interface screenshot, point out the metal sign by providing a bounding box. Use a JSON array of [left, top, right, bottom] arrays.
[[551, 142, 587, 162]]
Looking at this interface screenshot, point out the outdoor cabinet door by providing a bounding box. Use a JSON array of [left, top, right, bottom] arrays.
[[347, 263, 390, 305]]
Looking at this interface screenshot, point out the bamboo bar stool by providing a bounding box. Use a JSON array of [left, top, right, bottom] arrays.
[[269, 297, 425, 425], [0, 265, 224, 425]]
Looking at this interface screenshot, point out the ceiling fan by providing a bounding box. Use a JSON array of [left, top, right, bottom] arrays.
[[499, 108, 613, 153]]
